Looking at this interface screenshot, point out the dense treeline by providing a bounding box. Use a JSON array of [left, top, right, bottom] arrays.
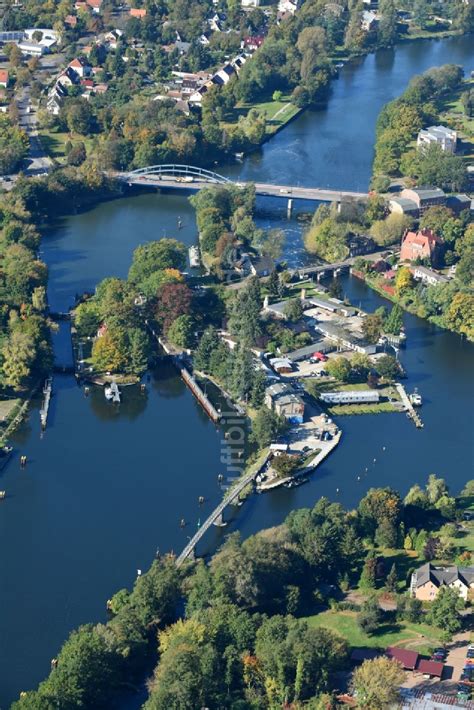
[[13, 475, 472, 708], [372, 63, 468, 190]]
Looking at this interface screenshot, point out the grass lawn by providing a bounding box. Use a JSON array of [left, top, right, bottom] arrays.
[[306, 610, 441, 654], [221, 94, 301, 139], [38, 129, 95, 161], [439, 77, 474, 159], [0, 398, 22, 424]]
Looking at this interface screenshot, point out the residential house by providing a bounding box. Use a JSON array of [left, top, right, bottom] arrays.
[[348, 235, 375, 257], [57, 66, 80, 87], [411, 265, 449, 286], [212, 63, 235, 85], [250, 255, 273, 277], [0, 70, 9, 88], [242, 0, 261, 6], [361, 10, 378, 30], [242, 35, 265, 51], [269, 357, 294, 374], [417, 125, 457, 153], [129, 7, 147, 18], [265, 382, 305, 423], [104, 29, 123, 50], [399, 187, 446, 215], [64, 15, 78, 28], [411, 562, 474, 601], [400, 228, 444, 265], [314, 320, 378, 355], [278, 0, 299, 15], [386, 647, 419, 671], [68, 57, 92, 79], [86, 0, 102, 12]]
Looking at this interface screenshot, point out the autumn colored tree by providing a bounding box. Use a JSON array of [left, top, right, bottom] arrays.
[[155, 282, 193, 333]]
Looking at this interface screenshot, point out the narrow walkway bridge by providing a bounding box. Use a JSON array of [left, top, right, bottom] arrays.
[[116, 164, 368, 203], [175, 462, 267, 567]]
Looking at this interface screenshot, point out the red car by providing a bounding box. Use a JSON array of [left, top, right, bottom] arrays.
[[313, 351, 328, 362]]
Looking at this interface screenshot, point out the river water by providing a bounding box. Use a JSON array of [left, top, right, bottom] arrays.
[[0, 35, 473, 707]]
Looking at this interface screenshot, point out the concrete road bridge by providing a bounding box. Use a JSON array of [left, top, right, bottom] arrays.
[[116, 164, 369, 203]]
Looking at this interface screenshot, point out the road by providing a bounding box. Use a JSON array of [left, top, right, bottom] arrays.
[[123, 175, 368, 202]]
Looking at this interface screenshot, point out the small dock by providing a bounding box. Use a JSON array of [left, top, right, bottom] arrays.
[[39, 377, 52, 429], [395, 383, 424, 428]]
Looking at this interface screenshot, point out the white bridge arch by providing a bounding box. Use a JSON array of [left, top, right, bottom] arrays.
[[126, 164, 233, 184]]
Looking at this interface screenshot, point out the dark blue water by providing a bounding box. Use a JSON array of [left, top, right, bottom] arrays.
[[0, 35, 473, 707]]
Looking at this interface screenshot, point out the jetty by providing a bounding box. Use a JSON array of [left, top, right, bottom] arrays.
[[179, 364, 221, 423], [395, 382, 424, 428], [39, 377, 52, 429]]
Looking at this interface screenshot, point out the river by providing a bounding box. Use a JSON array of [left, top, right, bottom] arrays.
[[0, 35, 473, 707]]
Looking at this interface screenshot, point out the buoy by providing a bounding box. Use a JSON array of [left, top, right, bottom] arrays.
[[357, 476, 360, 481], [373, 458, 377, 463], [382, 446, 386, 451]]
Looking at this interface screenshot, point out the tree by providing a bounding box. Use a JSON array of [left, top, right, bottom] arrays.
[[358, 595, 382, 634], [283, 298, 303, 322], [370, 214, 412, 247], [386, 563, 398, 593], [359, 552, 377, 590], [91, 331, 126, 372], [384, 304, 403, 334], [251, 407, 286, 448], [155, 283, 193, 333], [2, 331, 35, 389], [375, 354, 401, 380], [228, 278, 262, 347], [426, 474, 448, 505], [128, 240, 186, 286], [194, 327, 220, 373], [272, 453, 301, 480], [362, 313, 383, 344], [395, 266, 414, 295], [353, 657, 404, 709], [167, 315, 195, 349], [305, 218, 350, 262], [65, 99, 94, 135], [445, 292, 474, 340], [326, 356, 352, 382], [427, 587, 463, 634]]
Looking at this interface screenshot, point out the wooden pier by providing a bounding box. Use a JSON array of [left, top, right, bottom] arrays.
[[39, 377, 52, 429], [395, 383, 424, 428]]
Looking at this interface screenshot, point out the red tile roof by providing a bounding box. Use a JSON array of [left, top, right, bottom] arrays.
[[0, 69, 9, 85], [417, 659, 444, 677], [386, 647, 419, 670]]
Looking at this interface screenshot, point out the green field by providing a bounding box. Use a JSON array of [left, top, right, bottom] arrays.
[[222, 95, 301, 139], [38, 129, 96, 161], [440, 77, 474, 156], [306, 610, 442, 655]]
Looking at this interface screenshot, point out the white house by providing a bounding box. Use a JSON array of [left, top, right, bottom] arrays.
[[242, 0, 260, 6], [417, 125, 457, 153], [361, 10, 378, 30], [278, 0, 299, 15], [411, 266, 449, 287]]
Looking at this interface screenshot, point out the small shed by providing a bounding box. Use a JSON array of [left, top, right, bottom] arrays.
[[386, 647, 419, 670], [417, 659, 444, 678]]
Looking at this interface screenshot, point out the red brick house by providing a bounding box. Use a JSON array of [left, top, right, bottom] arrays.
[[400, 228, 443, 266]]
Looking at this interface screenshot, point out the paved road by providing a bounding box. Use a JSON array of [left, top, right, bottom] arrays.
[[122, 175, 369, 202]]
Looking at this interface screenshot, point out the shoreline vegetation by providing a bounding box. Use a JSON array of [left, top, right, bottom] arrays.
[[12, 476, 474, 708]]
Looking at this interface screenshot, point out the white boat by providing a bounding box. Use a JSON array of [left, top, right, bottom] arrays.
[[104, 382, 121, 403], [189, 245, 201, 268], [409, 388, 422, 407]]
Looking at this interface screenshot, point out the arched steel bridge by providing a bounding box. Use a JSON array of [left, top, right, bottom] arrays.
[[125, 164, 232, 184], [117, 164, 368, 203]]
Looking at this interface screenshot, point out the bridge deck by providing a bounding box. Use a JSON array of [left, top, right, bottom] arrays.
[[119, 174, 368, 202], [175, 459, 267, 566]]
